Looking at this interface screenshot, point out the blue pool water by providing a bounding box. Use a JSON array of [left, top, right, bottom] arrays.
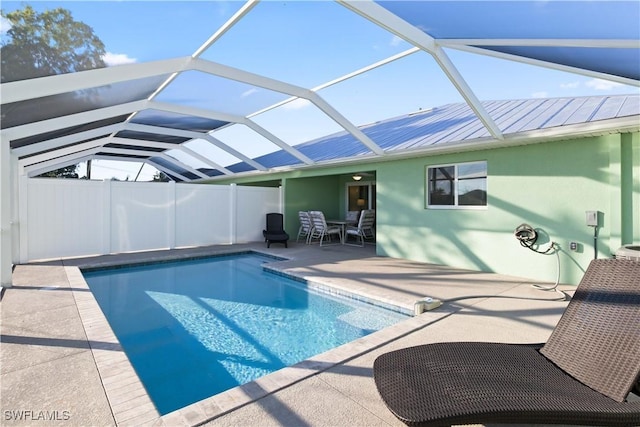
[[83, 253, 408, 415]]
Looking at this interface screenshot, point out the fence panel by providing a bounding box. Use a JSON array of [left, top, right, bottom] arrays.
[[25, 179, 105, 260], [175, 184, 232, 247], [21, 179, 281, 262], [236, 186, 281, 243], [110, 181, 173, 253]]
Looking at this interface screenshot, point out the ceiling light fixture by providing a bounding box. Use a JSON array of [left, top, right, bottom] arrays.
[[352, 174, 362, 181]]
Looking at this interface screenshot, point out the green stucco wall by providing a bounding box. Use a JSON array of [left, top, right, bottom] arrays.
[[375, 132, 639, 285], [208, 131, 639, 285]]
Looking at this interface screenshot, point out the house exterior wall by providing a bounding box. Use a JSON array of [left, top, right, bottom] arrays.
[[210, 131, 639, 285], [375, 132, 639, 285]]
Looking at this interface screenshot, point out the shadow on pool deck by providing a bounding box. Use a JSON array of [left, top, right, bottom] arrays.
[[1, 242, 574, 426]]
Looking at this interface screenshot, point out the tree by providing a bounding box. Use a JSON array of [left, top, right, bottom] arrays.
[[38, 165, 79, 179], [2, 5, 106, 179], [1, 5, 106, 83], [152, 171, 171, 182]]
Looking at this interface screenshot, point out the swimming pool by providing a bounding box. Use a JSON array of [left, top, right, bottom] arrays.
[[83, 252, 408, 415]]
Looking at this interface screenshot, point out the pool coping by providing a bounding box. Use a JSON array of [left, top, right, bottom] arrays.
[[67, 250, 450, 426]]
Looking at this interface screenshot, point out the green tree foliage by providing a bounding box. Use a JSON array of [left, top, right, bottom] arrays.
[[152, 171, 171, 182], [1, 5, 106, 83], [2, 5, 105, 179], [38, 165, 79, 179]]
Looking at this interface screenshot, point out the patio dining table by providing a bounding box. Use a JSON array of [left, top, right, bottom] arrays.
[[326, 219, 356, 244]]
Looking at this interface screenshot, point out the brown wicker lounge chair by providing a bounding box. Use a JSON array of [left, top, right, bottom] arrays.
[[373, 258, 640, 426]]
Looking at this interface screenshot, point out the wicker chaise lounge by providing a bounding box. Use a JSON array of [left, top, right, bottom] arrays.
[[373, 259, 640, 426]]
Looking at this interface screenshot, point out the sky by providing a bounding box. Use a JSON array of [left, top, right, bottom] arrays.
[[2, 1, 639, 181]]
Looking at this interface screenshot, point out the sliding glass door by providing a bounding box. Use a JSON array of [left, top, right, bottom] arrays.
[[347, 182, 376, 212]]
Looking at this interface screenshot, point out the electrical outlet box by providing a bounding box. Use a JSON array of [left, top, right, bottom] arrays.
[[585, 210, 598, 227], [570, 241, 578, 251]]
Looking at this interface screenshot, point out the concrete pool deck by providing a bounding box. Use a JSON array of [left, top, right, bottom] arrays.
[[2, 242, 579, 426]]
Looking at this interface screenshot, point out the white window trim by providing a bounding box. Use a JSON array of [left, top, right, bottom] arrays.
[[426, 161, 487, 210]]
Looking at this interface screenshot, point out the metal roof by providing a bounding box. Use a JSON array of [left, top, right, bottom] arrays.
[[220, 95, 640, 175], [1, 1, 639, 181]]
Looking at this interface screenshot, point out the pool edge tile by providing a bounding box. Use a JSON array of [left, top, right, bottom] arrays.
[[65, 266, 162, 426]]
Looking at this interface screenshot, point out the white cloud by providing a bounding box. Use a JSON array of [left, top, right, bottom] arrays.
[[102, 52, 137, 66], [560, 81, 580, 89], [241, 88, 259, 98], [0, 16, 12, 35], [282, 98, 312, 110], [585, 78, 622, 91], [390, 35, 403, 47], [532, 91, 548, 98]]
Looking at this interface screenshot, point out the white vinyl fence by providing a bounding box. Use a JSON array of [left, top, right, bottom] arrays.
[[18, 178, 282, 262]]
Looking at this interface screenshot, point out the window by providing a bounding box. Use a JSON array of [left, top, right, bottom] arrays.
[[426, 161, 487, 208]]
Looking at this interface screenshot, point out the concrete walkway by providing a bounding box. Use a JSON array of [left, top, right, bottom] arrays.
[[1, 243, 575, 426]]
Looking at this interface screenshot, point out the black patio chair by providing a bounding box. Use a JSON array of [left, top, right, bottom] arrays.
[[373, 258, 640, 426], [263, 213, 289, 248]]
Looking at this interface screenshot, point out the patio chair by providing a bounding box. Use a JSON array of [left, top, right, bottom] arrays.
[[308, 211, 342, 246], [296, 211, 313, 244], [344, 209, 375, 246], [346, 210, 359, 224], [262, 213, 289, 248], [373, 258, 640, 426]]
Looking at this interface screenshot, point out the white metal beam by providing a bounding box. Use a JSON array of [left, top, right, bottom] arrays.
[[11, 124, 124, 158], [142, 102, 275, 169], [191, 58, 385, 154], [202, 135, 267, 172], [3, 100, 148, 141], [192, 0, 260, 58], [438, 39, 640, 48], [105, 136, 233, 175], [306, 93, 385, 155], [98, 147, 206, 180], [1, 57, 192, 104], [18, 138, 109, 172], [339, 0, 504, 140], [25, 151, 97, 177], [146, 159, 190, 182], [242, 120, 315, 164], [249, 47, 421, 118], [146, 100, 247, 124], [138, 1, 261, 110], [124, 122, 206, 140], [445, 44, 640, 88], [0, 136, 13, 286]]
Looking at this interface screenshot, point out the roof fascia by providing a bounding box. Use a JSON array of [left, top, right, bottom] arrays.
[[0, 57, 192, 104], [445, 44, 640, 87], [339, 0, 504, 141]]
